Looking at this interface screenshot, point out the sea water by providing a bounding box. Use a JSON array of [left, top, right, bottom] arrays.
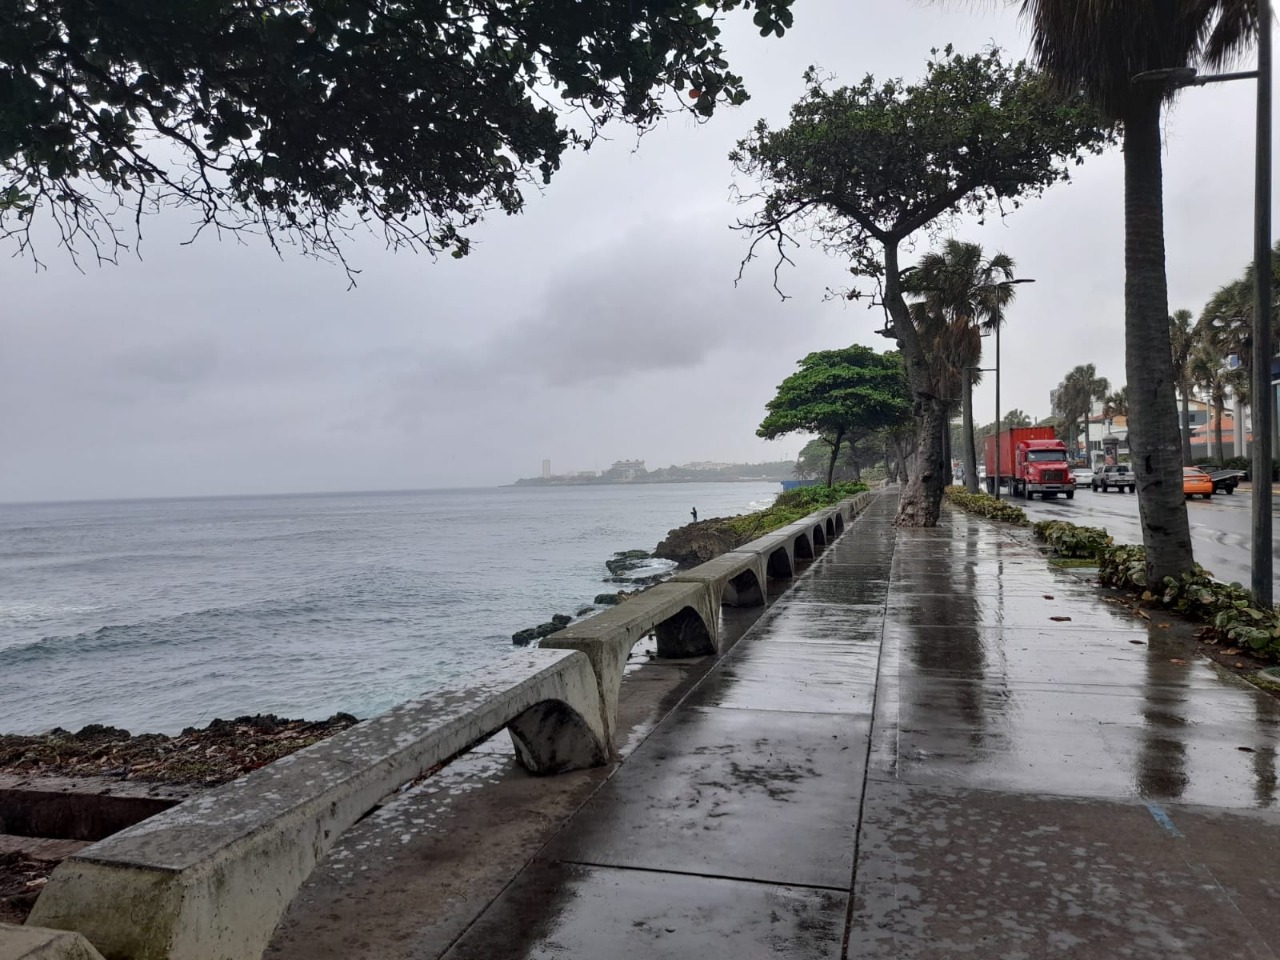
[[0, 483, 777, 734]]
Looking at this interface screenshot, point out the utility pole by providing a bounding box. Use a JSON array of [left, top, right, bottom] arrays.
[[1252, 0, 1273, 608]]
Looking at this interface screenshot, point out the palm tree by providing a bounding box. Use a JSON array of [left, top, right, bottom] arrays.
[[1003, 409, 1033, 428], [1061, 364, 1109, 465], [903, 240, 1017, 494], [1191, 347, 1232, 463], [1169, 309, 1200, 465], [1103, 386, 1130, 422], [1019, 1, 1255, 582]]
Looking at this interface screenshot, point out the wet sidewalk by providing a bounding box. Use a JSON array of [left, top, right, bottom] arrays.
[[275, 492, 1280, 959]]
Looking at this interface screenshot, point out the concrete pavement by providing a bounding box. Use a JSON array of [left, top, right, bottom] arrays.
[[271, 492, 1280, 959]]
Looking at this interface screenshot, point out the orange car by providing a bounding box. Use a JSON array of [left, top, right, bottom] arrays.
[[1183, 467, 1214, 499]]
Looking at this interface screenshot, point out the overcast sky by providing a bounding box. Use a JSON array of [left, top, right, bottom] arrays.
[[1, 1, 1274, 502]]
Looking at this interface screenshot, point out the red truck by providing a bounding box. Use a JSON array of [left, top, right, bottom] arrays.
[[983, 427, 1075, 500]]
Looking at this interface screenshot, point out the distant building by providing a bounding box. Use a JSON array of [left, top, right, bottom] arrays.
[[680, 461, 733, 471], [576, 470, 598, 478], [608, 459, 647, 480], [541, 459, 551, 479]]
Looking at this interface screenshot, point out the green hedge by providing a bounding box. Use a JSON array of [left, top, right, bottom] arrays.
[[725, 481, 868, 540], [1031, 520, 1112, 559], [943, 486, 1028, 524]]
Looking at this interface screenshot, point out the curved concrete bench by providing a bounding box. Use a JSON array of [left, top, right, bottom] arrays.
[[543, 581, 717, 747], [547, 492, 878, 748], [27, 650, 607, 960]]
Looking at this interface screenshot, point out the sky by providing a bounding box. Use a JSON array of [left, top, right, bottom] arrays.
[[1, 1, 1275, 501]]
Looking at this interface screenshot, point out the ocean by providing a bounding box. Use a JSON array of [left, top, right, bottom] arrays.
[[0, 483, 779, 735]]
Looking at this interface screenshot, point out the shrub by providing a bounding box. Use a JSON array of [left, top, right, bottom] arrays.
[[1032, 520, 1112, 559], [943, 486, 1028, 524], [1223, 456, 1251, 473], [1194, 456, 1220, 469], [724, 481, 868, 540]]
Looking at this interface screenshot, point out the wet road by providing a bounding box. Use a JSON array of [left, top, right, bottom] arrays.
[[1012, 483, 1280, 587], [273, 492, 1280, 959]]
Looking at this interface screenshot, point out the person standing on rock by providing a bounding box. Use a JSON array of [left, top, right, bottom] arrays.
[[690, 507, 698, 522]]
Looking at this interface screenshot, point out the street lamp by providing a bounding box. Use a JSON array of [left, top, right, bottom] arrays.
[[1132, 6, 1272, 606], [987, 278, 1036, 500]]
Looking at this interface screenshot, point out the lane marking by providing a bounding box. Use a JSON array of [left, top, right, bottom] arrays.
[[1146, 801, 1183, 838]]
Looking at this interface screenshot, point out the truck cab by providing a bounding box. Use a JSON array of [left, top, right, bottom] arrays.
[[1015, 440, 1074, 500]]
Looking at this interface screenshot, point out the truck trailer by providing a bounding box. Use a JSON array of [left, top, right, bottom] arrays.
[[983, 427, 1075, 500]]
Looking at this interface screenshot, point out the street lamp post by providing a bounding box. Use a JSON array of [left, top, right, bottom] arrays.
[[1251, 0, 1272, 608], [989, 279, 1036, 501]]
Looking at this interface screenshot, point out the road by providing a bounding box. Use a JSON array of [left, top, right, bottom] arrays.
[[1011, 483, 1280, 587]]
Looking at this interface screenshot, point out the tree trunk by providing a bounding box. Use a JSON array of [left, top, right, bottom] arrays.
[[881, 242, 945, 526], [1215, 398, 1225, 463], [826, 428, 844, 488], [1180, 389, 1192, 465], [941, 414, 953, 485], [1083, 411, 1091, 467], [1122, 96, 1194, 583], [962, 376, 979, 493]]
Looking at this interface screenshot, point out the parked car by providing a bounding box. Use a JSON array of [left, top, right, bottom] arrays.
[[1091, 464, 1136, 493], [1183, 467, 1214, 499], [1205, 468, 1244, 494], [1070, 467, 1094, 488]]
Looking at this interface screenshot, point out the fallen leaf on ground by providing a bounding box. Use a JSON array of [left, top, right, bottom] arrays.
[[1157, 623, 1170, 629], [1129, 640, 1145, 645], [1238, 746, 1257, 753], [1224, 647, 1241, 656], [1236, 662, 1247, 668], [1169, 658, 1188, 665], [1049, 616, 1072, 622], [1135, 609, 1152, 621], [1043, 595, 1055, 600]]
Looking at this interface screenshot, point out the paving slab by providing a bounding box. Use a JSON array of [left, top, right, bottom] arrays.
[[440, 862, 846, 960]]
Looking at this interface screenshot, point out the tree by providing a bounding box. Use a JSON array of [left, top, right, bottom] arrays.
[[902, 240, 1017, 494], [758, 346, 911, 487], [733, 46, 1110, 525], [1019, 1, 1256, 583], [1191, 347, 1232, 463], [1103, 386, 1129, 421], [1170, 309, 1200, 465], [1003, 409, 1033, 428], [1, 0, 795, 271], [1059, 364, 1109, 464]]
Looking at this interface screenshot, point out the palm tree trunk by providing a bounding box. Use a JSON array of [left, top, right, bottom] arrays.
[[1123, 95, 1194, 582], [962, 376, 979, 493], [1215, 399, 1225, 463], [1180, 389, 1192, 465], [1083, 413, 1091, 467]]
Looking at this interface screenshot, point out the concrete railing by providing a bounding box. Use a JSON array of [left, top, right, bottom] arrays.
[[546, 492, 872, 746], [27, 650, 607, 960]]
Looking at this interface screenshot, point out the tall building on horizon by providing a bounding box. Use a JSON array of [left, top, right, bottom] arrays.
[[541, 459, 551, 479]]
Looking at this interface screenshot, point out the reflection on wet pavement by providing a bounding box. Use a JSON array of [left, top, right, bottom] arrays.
[[369, 493, 1280, 958]]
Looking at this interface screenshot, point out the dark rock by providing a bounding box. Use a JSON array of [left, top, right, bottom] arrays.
[[576, 607, 595, 617], [511, 628, 538, 646], [550, 613, 572, 626], [593, 591, 633, 606], [605, 549, 652, 576], [534, 622, 564, 638], [72, 724, 130, 741], [654, 518, 744, 569]]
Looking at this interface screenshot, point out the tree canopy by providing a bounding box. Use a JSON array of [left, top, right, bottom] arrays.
[[733, 46, 1110, 522], [758, 345, 911, 486], [1, 0, 795, 270]]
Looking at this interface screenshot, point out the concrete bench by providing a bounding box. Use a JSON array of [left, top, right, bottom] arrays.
[[27, 650, 608, 960], [669, 550, 769, 609], [543, 581, 717, 747]]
